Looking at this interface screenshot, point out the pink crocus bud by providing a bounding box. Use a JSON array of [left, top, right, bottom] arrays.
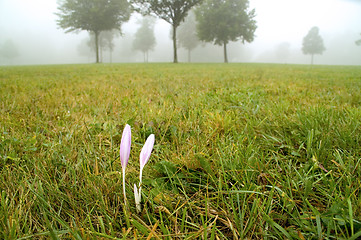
[[120, 124, 131, 170], [120, 124, 131, 205], [139, 134, 155, 173], [134, 134, 155, 213]]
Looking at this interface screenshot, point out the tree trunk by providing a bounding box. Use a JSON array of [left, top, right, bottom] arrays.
[[100, 45, 103, 63], [188, 49, 191, 63], [223, 41, 228, 63], [109, 48, 112, 63], [95, 31, 100, 63], [172, 25, 178, 63], [311, 54, 314, 65]]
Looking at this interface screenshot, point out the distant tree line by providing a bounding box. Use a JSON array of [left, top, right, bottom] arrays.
[[56, 0, 257, 63], [57, 0, 361, 65]]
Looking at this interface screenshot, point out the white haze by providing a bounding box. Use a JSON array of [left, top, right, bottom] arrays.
[[0, 0, 360, 65]]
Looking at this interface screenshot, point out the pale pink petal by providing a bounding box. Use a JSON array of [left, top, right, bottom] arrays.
[[120, 124, 131, 169], [139, 134, 155, 170]]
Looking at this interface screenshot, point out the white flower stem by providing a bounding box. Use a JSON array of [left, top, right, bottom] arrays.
[[135, 193, 141, 213], [139, 169, 143, 202], [134, 169, 144, 213], [122, 168, 127, 206]]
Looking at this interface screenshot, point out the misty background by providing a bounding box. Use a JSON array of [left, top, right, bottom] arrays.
[[1, 0, 360, 65]]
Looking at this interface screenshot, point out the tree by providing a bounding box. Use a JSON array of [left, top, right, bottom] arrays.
[[275, 42, 291, 63], [101, 30, 117, 63], [177, 11, 199, 62], [195, 0, 256, 63], [0, 39, 19, 64], [87, 32, 106, 62], [86, 30, 117, 63], [133, 17, 156, 62], [56, 0, 131, 63], [356, 33, 361, 46], [77, 38, 94, 61], [132, 0, 203, 63], [302, 26, 325, 65]]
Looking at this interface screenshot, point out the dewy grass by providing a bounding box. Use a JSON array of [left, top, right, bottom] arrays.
[[1, 63, 361, 239]]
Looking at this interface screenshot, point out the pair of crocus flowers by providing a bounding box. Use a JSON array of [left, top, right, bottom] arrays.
[[119, 124, 155, 213]]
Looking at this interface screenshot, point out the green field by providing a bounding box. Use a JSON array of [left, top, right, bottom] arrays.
[[1, 63, 361, 239]]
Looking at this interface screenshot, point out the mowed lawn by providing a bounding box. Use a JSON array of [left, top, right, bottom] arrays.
[[1, 63, 361, 239]]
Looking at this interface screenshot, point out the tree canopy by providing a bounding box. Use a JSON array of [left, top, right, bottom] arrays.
[[0, 39, 19, 64], [196, 0, 256, 63], [132, 0, 203, 63], [133, 17, 156, 62], [302, 26, 326, 65], [56, 0, 131, 63]]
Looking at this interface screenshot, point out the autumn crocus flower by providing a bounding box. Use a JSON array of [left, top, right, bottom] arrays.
[[134, 134, 155, 213], [120, 124, 131, 205]]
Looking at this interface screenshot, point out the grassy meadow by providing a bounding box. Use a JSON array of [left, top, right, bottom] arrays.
[[1, 63, 361, 239]]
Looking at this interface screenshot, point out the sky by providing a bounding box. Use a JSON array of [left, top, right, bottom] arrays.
[[0, 0, 360, 65]]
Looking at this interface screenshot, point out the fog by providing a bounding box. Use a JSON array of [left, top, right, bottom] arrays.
[[1, 0, 360, 65]]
